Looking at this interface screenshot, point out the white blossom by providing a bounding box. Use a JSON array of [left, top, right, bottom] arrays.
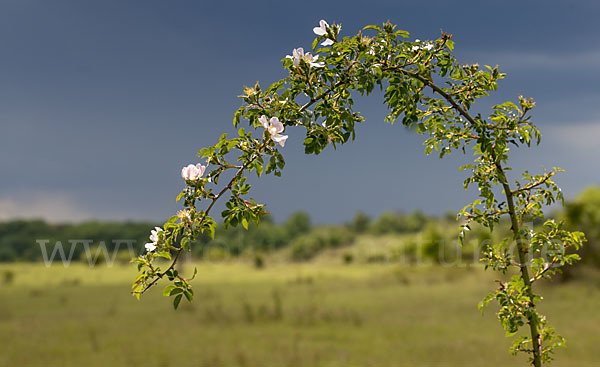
[[411, 39, 434, 51], [145, 227, 164, 252], [286, 47, 325, 68], [272, 134, 288, 146], [149, 226, 163, 243], [313, 19, 335, 46], [259, 115, 288, 147], [177, 209, 192, 224]]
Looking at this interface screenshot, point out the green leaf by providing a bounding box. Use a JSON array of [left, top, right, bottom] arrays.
[[311, 37, 319, 50], [173, 294, 183, 310], [163, 285, 176, 297], [170, 288, 183, 296], [190, 267, 198, 281], [363, 25, 381, 31], [158, 251, 172, 260], [181, 236, 190, 252], [234, 107, 243, 127]]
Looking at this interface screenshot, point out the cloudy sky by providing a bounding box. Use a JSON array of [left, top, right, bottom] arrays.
[[1, 0, 598, 223]]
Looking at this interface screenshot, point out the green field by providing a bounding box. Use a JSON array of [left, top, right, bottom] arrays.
[[1, 261, 599, 366]]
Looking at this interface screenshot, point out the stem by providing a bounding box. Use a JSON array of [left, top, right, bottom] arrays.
[[139, 79, 347, 295], [298, 80, 346, 113], [531, 262, 557, 283], [404, 70, 479, 126], [512, 171, 553, 195], [137, 153, 260, 294], [496, 161, 542, 367], [402, 69, 543, 366]]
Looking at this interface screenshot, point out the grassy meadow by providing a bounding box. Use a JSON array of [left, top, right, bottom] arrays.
[[1, 256, 600, 367]]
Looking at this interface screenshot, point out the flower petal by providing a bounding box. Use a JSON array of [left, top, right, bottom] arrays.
[[272, 134, 288, 147], [187, 165, 197, 180], [181, 166, 189, 180], [196, 164, 206, 177], [270, 117, 284, 133], [268, 125, 278, 137], [313, 26, 326, 36], [321, 38, 334, 46], [259, 115, 269, 129]]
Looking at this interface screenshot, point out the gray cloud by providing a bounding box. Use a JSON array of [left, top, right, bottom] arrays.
[[0, 191, 93, 223], [463, 50, 600, 71], [544, 120, 600, 151]]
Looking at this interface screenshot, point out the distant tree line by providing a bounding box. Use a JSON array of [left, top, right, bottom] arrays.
[[1, 187, 600, 269], [0, 220, 157, 262], [0, 210, 430, 263]]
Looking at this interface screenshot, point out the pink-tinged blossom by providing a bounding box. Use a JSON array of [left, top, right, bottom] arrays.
[[259, 115, 289, 147], [181, 163, 206, 181], [286, 48, 325, 68], [313, 20, 335, 46]]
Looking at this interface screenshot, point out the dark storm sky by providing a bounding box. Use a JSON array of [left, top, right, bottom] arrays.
[[1, 0, 599, 223]]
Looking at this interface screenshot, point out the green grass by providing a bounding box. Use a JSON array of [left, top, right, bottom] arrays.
[[0, 261, 599, 366]]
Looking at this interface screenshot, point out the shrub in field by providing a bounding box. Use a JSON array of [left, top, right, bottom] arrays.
[[346, 211, 370, 233], [132, 20, 585, 366], [369, 210, 428, 234], [253, 252, 265, 269], [2, 269, 15, 285], [421, 224, 446, 264], [289, 235, 321, 261], [284, 211, 312, 239], [564, 186, 600, 267], [290, 227, 355, 261]]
